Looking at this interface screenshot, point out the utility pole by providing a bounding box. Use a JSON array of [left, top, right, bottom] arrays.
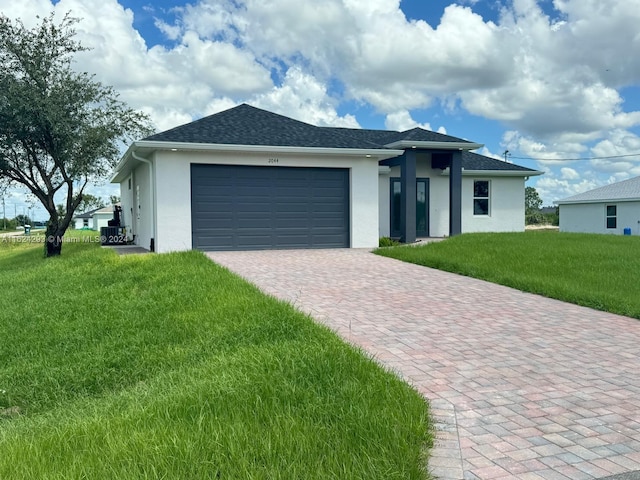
[[503, 150, 511, 162]]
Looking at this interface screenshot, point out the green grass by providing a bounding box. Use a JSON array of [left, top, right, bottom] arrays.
[[0, 234, 432, 479], [375, 231, 640, 320]]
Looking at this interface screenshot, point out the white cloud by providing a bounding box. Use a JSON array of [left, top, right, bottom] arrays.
[[459, 0, 640, 142], [0, 0, 53, 27], [502, 130, 586, 164], [5, 0, 640, 141], [560, 167, 579, 180], [0, 0, 274, 132], [385, 111, 431, 131], [591, 130, 640, 158], [251, 67, 359, 128], [535, 175, 600, 203], [505, 127, 640, 203], [165, 0, 640, 150], [478, 147, 508, 161]]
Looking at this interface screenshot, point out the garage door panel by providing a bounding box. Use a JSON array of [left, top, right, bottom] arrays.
[[191, 164, 349, 250], [314, 187, 346, 196], [237, 218, 273, 228], [234, 202, 272, 213]]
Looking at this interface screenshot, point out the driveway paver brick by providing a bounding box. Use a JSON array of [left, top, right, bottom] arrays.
[[207, 248, 640, 480]]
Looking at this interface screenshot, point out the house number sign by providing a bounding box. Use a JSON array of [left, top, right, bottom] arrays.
[[268, 158, 279, 164]]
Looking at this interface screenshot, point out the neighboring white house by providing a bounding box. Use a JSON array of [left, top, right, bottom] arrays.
[[111, 104, 542, 253], [555, 176, 640, 235], [73, 205, 117, 231]]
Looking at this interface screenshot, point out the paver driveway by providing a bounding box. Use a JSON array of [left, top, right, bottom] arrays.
[[206, 248, 640, 480]]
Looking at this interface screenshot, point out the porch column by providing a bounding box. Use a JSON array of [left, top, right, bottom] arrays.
[[449, 150, 462, 236], [401, 150, 417, 243]]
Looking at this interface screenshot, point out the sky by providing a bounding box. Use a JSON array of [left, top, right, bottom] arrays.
[[1, 0, 640, 220]]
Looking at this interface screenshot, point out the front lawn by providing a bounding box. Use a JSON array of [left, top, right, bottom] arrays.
[[0, 234, 432, 479], [375, 231, 640, 320]]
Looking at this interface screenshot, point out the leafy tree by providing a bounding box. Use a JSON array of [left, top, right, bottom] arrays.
[[0, 13, 151, 256], [56, 203, 66, 219], [109, 194, 120, 205], [15, 214, 32, 226], [525, 186, 543, 215], [1, 218, 16, 230], [77, 193, 105, 214]]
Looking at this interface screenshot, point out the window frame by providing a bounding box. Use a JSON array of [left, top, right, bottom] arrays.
[[606, 205, 617, 229], [473, 180, 490, 216]]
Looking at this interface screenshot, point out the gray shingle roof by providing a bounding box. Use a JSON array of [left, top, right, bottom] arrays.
[[384, 127, 473, 144], [73, 205, 117, 219], [144, 104, 536, 172], [556, 176, 640, 204], [145, 104, 472, 149], [145, 104, 383, 149], [324, 126, 471, 145], [462, 151, 538, 172], [74, 207, 102, 219]]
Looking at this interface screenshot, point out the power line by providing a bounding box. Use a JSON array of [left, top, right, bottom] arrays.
[[509, 152, 640, 162]]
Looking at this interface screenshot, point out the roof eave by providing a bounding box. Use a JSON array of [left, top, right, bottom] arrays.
[[111, 140, 404, 183], [384, 140, 484, 150], [137, 140, 404, 157], [111, 144, 137, 183], [555, 197, 640, 205], [441, 169, 544, 177]]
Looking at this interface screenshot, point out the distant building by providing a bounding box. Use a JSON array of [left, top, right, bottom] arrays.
[[73, 206, 117, 231], [555, 176, 640, 235]]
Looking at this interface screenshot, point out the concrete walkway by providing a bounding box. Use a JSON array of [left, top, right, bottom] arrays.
[[206, 249, 640, 480]]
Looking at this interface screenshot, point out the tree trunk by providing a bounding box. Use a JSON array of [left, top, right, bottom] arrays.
[[44, 223, 64, 257]]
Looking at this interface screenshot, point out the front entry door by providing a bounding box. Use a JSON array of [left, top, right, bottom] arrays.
[[390, 178, 430, 238]]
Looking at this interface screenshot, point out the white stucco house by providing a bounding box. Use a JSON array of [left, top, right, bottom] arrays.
[[73, 205, 116, 231], [555, 176, 640, 235], [111, 104, 542, 253]]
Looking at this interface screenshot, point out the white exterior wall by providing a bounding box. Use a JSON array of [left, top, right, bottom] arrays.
[[154, 152, 192, 252], [140, 150, 380, 253], [559, 201, 640, 235], [130, 161, 153, 251], [462, 177, 525, 233], [350, 159, 380, 247], [120, 175, 135, 241], [381, 160, 526, 237], [93, 213, 112, 231], [74, 218, 87, 230]]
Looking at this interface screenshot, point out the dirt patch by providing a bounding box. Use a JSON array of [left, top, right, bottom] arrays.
[[525, 224, 559, 231], [0, 406, 22, 418]]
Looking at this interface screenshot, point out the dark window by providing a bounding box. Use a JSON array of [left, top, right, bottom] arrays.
[[473, 180, 490, 216], [392, 181, 402, 234], [606, 205, 617, 229], [416, 181, 427, 234], [389, 178, 430, 237]]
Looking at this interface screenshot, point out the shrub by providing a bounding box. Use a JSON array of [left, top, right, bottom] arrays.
[[379, 237, 400, 247]]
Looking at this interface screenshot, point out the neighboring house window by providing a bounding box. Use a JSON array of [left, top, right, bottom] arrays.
[[83, 219, 89, 227], [606, 205, 617, 229], [473, 180, 490, 215]]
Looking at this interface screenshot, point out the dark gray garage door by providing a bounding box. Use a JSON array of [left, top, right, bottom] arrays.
[[191, 164, 350, 251]]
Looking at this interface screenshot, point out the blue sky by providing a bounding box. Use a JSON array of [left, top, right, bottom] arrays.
[[2, 0, 640, 219]]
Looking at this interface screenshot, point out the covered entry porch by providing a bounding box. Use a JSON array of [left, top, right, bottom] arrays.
[[380, 139, 482, 243]]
